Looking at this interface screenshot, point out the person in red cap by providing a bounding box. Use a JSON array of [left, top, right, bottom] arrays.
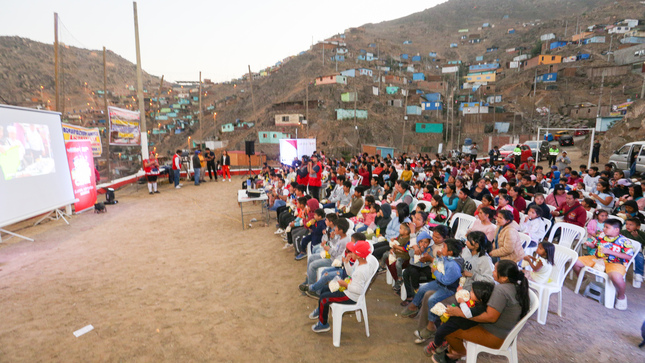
[[309, 240, 373, 333]]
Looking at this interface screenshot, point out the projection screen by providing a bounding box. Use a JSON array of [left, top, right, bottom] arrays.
[[0, 105, 76, 228]]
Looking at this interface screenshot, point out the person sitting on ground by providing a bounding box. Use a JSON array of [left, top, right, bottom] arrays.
[[490, 210, 524, 264], [551, 190, 587, 228], [424, 281, 495, 356], [621, 217, 645, 289], [433, 260, 530, 362], [519, 205, 548, 252], [309, 239, 374, 333], [467, 208, 497, 243], [454, 188, 477, 217], [573, 218, 635, 310], [522, 241, 555, 284]]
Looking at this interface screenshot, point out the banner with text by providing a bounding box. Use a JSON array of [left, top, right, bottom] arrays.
[[61, 123, 102, 157], [65, 140, 97, 213], [108, 106, 141, 146]]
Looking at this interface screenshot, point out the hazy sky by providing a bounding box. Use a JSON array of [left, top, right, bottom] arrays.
[[0, 0, 447, 83]]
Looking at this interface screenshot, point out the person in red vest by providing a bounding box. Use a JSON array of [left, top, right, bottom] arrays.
[[143, 151, 160, 194], [296, 157, 309, 187], [358, 162, 371, 187], [307, 154, 323, 200], [172, 149, 182, 189], [519, 157, 536, 173]]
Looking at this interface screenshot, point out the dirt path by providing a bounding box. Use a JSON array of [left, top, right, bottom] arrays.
[[0, 176, 644, 362]]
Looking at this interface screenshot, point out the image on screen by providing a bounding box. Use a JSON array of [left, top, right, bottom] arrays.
[[0, 122, 55, 180]]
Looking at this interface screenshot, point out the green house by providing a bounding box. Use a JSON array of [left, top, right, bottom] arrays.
[[415, 123, 443, 133], [221, 123, 234, 133]]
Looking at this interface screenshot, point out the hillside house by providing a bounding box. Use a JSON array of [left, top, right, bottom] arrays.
[[387, 99, 403, 107], [258, 131, 291, 144], [550, 41, 568, 50], [463, 106, 490, 114], [563, 56, 577, 63], [442, 66, 459, 73], [274, 114, 303, 126], [384, 75, 407, 84], [336, 48, 348, 54], [476, 56, 484, 61], [412, 55, 422, 62], [572, 32, 593, 42], [221, 123, 234, 133], [536, 73, 557, 83], [469, 63, 499, 72], [366, 53, 376, 61], [341, 92, 357, 102], [358, 68, 373, 76], [609, 26, 631, 34], [625, 29, 645, 38], [469, 39, 482, 44], [486, 47, 498, 52], [368, 43, 376, 48], [403, 40, 412, 44], [429, 52, 438, 57], [540, 33, 556, 41], [401, 54, 409, 60], [413, 72, 425, 81], [331, 55, 345, 62], [621, 37, 645, 44], [447, 60, 462, 65], [422, 81, 445, 91], [569, 104, 610, 119], [406, 106, 422, 115], [508, 28, 515, 34], [415, 123, 443, 133], [340, 69, 356, 77], [583, 36, 606, 44], [336, 109, 368, 120], [486, 95, 503, 104], [421, 102, 442, 111], [466, 72, 496, 83], [612, 43, 645, 65], [450, 43, 458, 48], [538, 55, 562, 65], [623, 19, 640, 28], [424, 93, 441, 102], [458, 29, 468, 33], [513, 54, 529, 62], [315, 74, 347, 85]]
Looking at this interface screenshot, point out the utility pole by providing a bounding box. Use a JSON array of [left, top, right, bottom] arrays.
[[198, 71, 203, 131], [597, 71, 605, 117], [564, 20, 568, 37], [247, 65, 256, 118], [401, 85, 409, 151], [322, 41, 325, 67], [607, 35, 613, 62], [54, 12, 60, 113], [533, 67, 537, 98], [133, 1, 148, 158], [305, 84, 309, 122], [103, 46, 111, 181]]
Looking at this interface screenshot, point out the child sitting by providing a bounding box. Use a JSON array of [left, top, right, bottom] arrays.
[[424, 281, 495, 355], [355, 204, 379, 233], [621, 217, 645, 288], [401, 230, 434, 305], [385, 223, 412, 294], [519, 205, 548, 253], [461, 231, 495, 291], [301, 232, 365, 296], [295, 209, 327, 261], [427, 194, 449, 227], [522, 241, 555, 283], [309, 239, 373, 333], [304, 218, 350, 299], [585, 210, 608, 255]]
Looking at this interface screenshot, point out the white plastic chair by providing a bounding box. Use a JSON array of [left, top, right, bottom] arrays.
[[473, 199, 482, 208], [465, 290, 539, 363], [585, 211, 593, 225], [450, 213, 477, 241], [330, 254, 379, 347], [417, 200, 432, 211], [547, 222, 586, 252], [606, 215, 624, 223], [529, 245, 578, 324], [518, 233, 534, 257], [543, 218, 552, 234], [547, 205, 557, 213], [574, 240, 641, 309]]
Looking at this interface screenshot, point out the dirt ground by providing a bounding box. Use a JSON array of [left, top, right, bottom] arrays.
[[1, 157, 644, 362]]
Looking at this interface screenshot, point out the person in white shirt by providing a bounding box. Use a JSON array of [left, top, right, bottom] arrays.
[[583, 166, 600, 193]]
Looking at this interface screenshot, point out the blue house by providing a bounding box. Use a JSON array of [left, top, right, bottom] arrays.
[[331, 55, 345, 62], [401, 53, 409, 60], [450, 43, 458, 48], [421, 102, 442, 111], [576, 54, 591, 61], [469, 63, 500, 72], [429, 52, 437, 57], [368, 43, 376, 48], [424, 93, 441, 102], [340, 69, 356, 77], [412, 72, 425, 81], [536, 73, 557, 83], [403, 40, 413, 44], [366, 53, 375, 61], [357, 55, 366, 61], [412, 55, 422, 62], [486, 47, 498, 52], [475, 56, 484, 61], [360, 49, 367, 54], [416, 90, 424, 94], [406, 105, 422, 115], [549, 41, 568, 50]]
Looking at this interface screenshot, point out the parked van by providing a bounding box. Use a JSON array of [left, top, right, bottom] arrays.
[[608, 141, 645, 172]]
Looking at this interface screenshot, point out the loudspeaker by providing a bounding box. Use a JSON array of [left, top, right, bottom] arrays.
[[245, 140, 255, 156]]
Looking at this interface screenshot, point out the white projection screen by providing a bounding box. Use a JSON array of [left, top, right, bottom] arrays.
[[279, 138, 317, 165], [0, 105, 76, 228]]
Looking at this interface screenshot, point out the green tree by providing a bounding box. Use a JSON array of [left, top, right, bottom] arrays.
[[531, 41, 543, 57]]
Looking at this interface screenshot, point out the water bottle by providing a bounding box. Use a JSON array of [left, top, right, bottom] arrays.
[[246, 179, 251, 189]]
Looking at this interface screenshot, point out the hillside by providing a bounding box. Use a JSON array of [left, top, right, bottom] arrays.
[[3, 0, 645, 167]]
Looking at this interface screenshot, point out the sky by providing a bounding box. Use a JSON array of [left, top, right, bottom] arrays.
[[0, 0, 448, 83]]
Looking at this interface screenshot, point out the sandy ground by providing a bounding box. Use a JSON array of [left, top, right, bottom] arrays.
[[1, 160, 644, 362]]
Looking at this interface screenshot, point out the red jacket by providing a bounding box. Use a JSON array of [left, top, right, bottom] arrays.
[[308, 161, 322, 187], [172, 154, 181, 170], [359, 168, 370, 186], [557, 201, 587, 227]]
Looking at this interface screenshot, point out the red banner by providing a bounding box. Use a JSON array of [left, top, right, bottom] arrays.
[[65, 140, 97, 212]]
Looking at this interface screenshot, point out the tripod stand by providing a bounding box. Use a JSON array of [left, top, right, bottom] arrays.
[[240, 154, 259, 179]]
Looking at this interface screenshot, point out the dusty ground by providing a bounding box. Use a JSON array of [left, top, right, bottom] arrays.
[[1, 157, 644, 362]]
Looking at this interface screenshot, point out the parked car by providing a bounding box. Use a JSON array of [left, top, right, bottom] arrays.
[[559, 135, 574, 146], [609, 141, 645, 172], [574, 129, 589, 136], [553, 131, 569, 140], [525, 140, 550, 161], [498, 144, 532, 162]]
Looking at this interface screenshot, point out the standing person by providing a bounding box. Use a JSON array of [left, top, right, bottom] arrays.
[[221, 150, 231, 182], [143, 151, 160, 194], [198, 149, 206, 182], [488, 146, 500, 164], [557, 151, 571, 172], [192, 150, 202, 186], [172, 149, 182, 189], [204, 147, 217, 182], [512, 145, 522, 168], [308, 154, 323, 200], [548, 144, 559, 167], [470, 142, 478, 161], [592, 140, 601, 164]]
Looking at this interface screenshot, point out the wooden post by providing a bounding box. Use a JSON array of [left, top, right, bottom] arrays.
[[199, 71, 203, 131], [54, 13, 60, 112], [133, 1, 148, 158], [247, 65, 256, 119], [103, 46, 111, 181], [401, 86, 409, 151]]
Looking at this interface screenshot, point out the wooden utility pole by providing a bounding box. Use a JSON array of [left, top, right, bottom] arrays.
[[305, 84, 309, 121], [103, 46, 111, 181], [133, 1, 148, 158], [156, 75, 164, 115], [247, 65, 256, 118], [54, 13, 60, 112], [401, 86, 409, 151], [199, 71, 203, 131]]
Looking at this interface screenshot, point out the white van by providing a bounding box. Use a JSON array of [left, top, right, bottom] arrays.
[[608, 141, 645, 172]]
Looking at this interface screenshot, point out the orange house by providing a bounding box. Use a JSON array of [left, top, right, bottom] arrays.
[[538, 55, 562, 65]]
